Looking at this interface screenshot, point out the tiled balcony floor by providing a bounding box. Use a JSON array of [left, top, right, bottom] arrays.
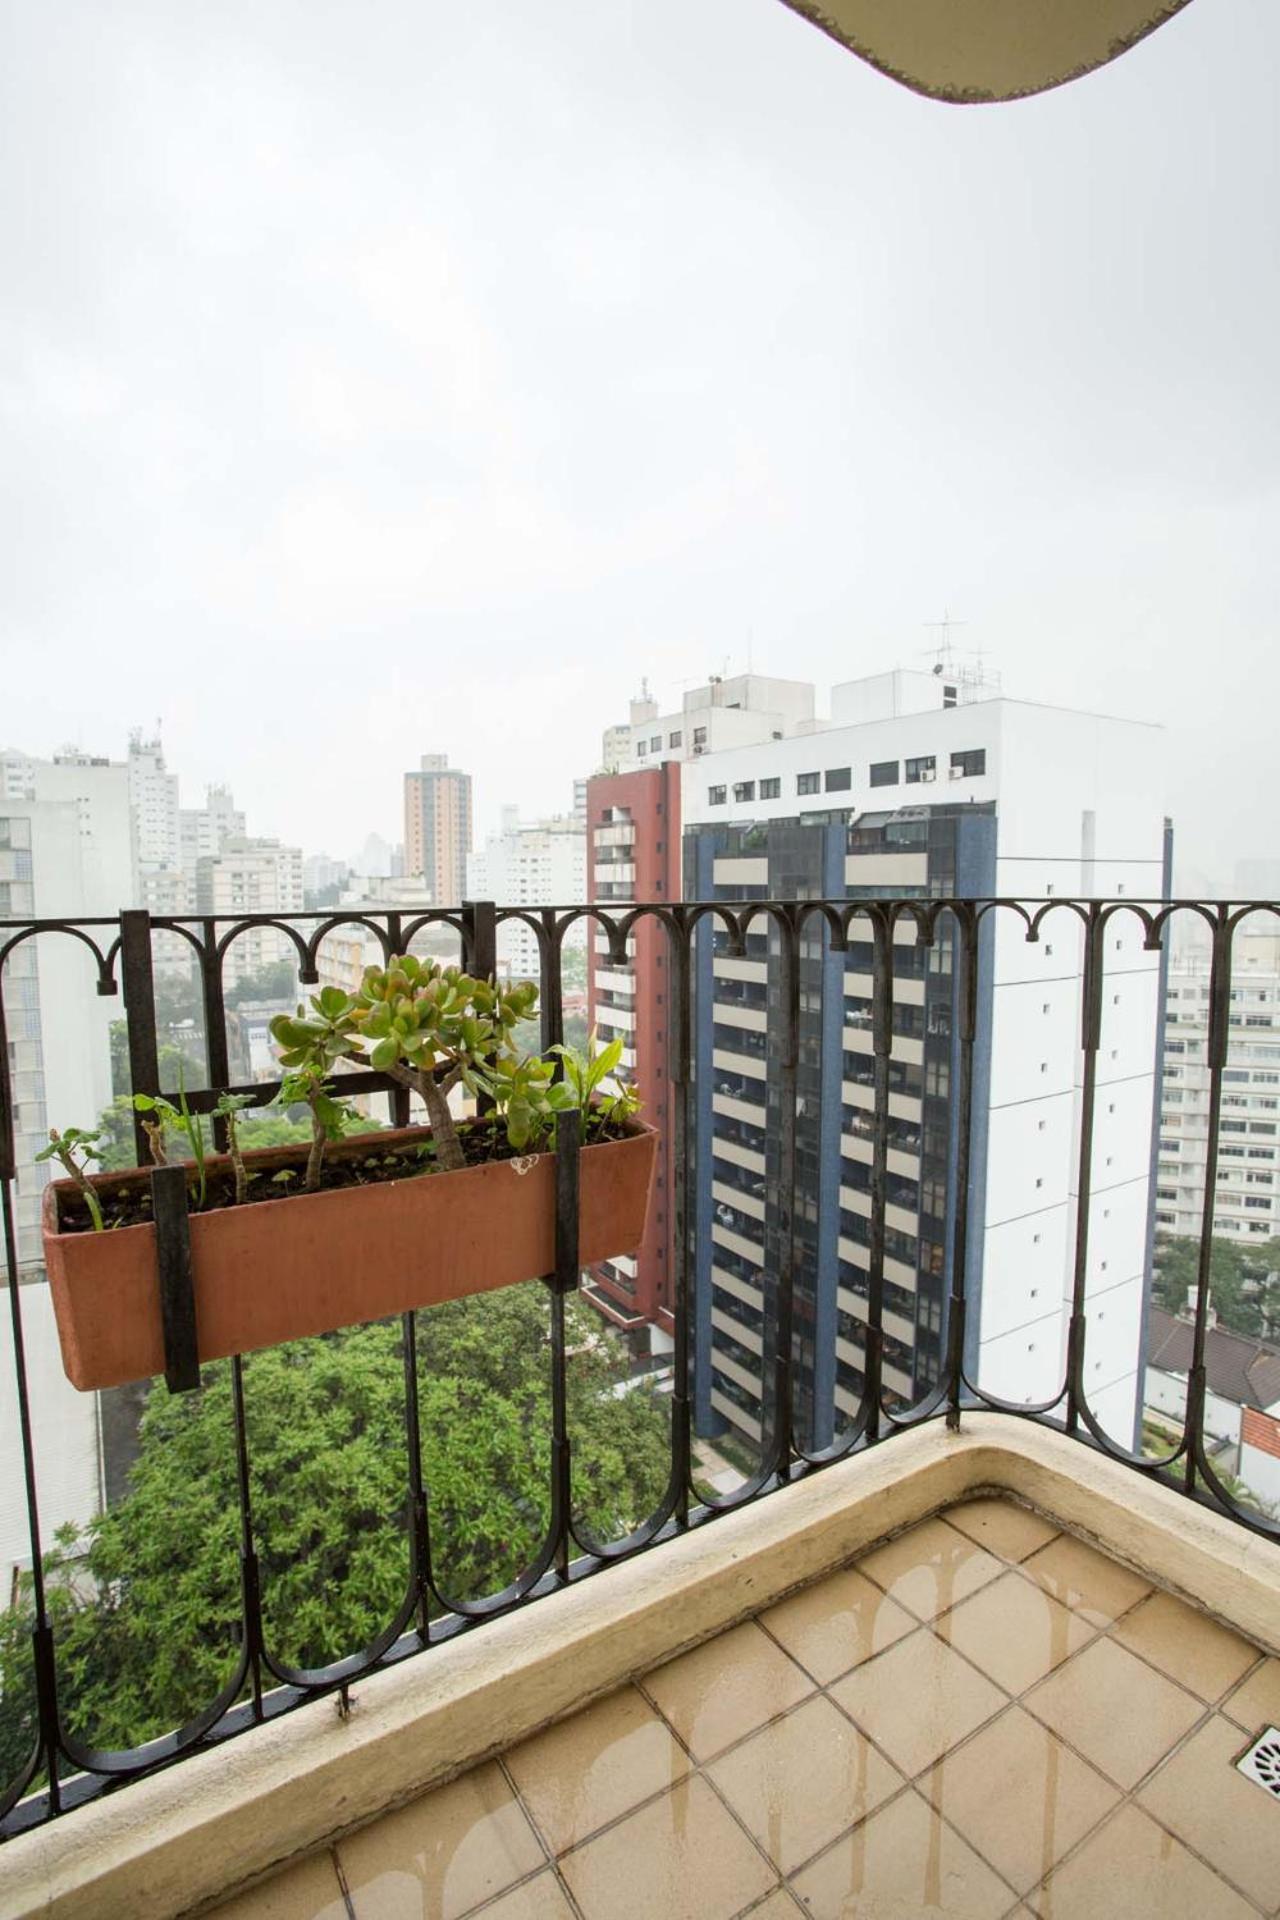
[[214, 1498, 1280, 1920]]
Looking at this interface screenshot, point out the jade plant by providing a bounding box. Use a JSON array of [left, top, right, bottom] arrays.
[[131, 1070, 208, 1206], [212, 1091, 258, 1205], [269, 985, 363, 1191], [481, 1035, 638, 1152], [346, 956, 538, 1172]]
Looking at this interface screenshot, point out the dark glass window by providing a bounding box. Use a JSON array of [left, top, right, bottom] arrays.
[[733, 781, 756, 803], [869, 761, 898, 788], [825, 767, 852, 793], [708, 785, 727, 806], [760, 777, 780, 800], [905, 756, 936, 783], [950, 749, 987, 777], [796, 772, 820, 795]]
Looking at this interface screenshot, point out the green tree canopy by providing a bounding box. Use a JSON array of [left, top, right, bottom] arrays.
[[0, 1288, 669, 1786], [1152, 1233, 1280, 1342]]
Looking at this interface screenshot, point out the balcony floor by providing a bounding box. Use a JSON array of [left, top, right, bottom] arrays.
[[213, 1498, 1280, 1920]]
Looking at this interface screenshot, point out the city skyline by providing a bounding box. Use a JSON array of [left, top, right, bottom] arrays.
[[2, 1, 1278, 887]]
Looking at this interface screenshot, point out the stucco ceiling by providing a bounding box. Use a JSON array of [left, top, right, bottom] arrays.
[[777, 0, 1196, 102]]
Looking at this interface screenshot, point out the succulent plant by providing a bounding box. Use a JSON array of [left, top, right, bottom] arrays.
[[269, 987, 362, 1190], [345, 956, 538, 1170]]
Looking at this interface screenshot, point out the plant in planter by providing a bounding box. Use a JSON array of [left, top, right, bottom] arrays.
[[35, 1128, 106, 1232], [344, 957, 539, 1170], [41, 961, 657, 1392]]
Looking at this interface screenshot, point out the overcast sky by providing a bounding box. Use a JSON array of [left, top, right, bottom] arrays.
[[2, 0, 1276, 889]]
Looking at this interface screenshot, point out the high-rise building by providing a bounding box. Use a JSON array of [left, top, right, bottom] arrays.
[[1156, 929, 1280, 1244], [180, 784, 245, 885], [195, 837, 304, 986], [0, 782, 136, 1586], [404, 755, 473, 908], [680, 671, 1169, 1456], [128, 730, 181, 906], [583, 761, 682, 1345], [466, 809, 587, 982]]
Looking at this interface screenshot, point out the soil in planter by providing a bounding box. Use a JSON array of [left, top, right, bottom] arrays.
[[56, 1115, 633, 1236]]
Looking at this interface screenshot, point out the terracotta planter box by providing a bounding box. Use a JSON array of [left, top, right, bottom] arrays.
[[42, 1120, 657, 1392]]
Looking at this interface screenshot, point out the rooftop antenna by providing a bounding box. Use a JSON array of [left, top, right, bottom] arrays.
[[921, 610, 967, 675]]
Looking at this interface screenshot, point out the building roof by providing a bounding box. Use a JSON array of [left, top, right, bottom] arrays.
[[1147, 1307, 1280, 1412]]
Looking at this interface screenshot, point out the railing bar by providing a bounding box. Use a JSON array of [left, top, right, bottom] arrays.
[[946, 908, 979, 1429], [1064, 906, 1103, 1435]]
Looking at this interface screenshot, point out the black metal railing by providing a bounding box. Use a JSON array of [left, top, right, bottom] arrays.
[[1, 894, 1277, 1836]]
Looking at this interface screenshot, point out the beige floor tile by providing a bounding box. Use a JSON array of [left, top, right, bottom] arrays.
[[643, 1619, 814, 1759], [707, 1694, 904, 1875], [212, 1853, 348, 1920], [1222, 1654, 1280, 1733], [790, 1787, 1013, 1919], [759, 1566, 916, 1684], [943, 1498, 1060, 1563], [339, 1760, 545, 1920], [830, 1627, 1006, 1778], [857, 1517, 1004, 1622], [559, 1774, 774, 1920], [1112, 1590, 1259, 1702], [1138, 1712, 1280, 1911], [1026, 1804, 1256, 1920], [505, 1683, 690, 1853], [1024, 1638, 1203, 1790], [934, 1570, 1095, 1696], [740, 1892, 804, 1918], [1019, 1534, 1151, 1628], [923, 1706, 1119, 1894], [474, 1873, 576, 1918]]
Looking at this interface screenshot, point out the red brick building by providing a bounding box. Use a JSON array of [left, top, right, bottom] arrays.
[[583, 762, 681, 1347]]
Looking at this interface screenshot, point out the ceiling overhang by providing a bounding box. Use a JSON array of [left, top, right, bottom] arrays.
[[776, 0, 1196, 102]]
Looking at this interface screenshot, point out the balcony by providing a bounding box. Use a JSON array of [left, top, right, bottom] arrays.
[[2, 896, 1280, 1918]]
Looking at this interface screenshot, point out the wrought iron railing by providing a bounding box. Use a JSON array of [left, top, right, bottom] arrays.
[[1, 895, 1277, 1836]]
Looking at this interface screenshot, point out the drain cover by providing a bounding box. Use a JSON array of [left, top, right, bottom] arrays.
[[1236, 1727, 1280, 1799]]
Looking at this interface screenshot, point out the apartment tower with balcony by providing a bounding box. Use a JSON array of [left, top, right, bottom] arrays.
[[682, 671, 1170, 1457], [1157, 928, 1280, 1244], [583, 678, 818, 1347]]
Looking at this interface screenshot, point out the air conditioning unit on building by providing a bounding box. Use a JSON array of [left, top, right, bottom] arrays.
[[921, 768, 936, 783], [949, 765, 964, 780]]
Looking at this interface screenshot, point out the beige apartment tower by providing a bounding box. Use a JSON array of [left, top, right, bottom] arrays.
[[403, 754, 473, 907]]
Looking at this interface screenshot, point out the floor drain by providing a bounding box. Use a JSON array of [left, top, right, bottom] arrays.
[[1236, 1727, 1280, 1799]]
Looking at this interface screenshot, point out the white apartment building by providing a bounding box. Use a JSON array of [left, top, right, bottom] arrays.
[[127, 730, 180, 876], [1, 782, 136, 1590], [1157, 930, 1280, 1244], [466, 811, 587, 983], [622, 672, 818, 770], [195, 837, 305, 987], [681, 670, 1167, 1451]]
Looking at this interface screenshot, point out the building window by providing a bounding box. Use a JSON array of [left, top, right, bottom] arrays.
[[708, 785, 727, 806], [636, 740, 647, 757], [905, 756, 936, 784], [826, 767, 853, 793], [693, 726, 707, 747], [868, 761, 897, 789], [668, 731, 682, 748], [797, 772, 820, 795], [760, 777, 780, 800], [732, 781, 756, 803], [943, 683, 958, 708], [950, 749, 987, 778], [650, 736, 661, 752]]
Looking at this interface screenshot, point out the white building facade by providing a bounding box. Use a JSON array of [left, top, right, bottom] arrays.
[[466, 814, 587, 984], [1157, 931, 1280, 1246]]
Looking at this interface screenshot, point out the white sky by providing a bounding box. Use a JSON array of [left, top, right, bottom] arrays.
[[2, 0, 1277, 889]]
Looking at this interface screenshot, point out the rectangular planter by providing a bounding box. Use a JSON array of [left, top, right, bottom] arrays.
[[42, 1119, 657, 1391]]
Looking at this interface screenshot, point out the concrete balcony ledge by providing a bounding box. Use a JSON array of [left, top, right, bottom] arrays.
[[5, 1414, 1280, 1920]]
